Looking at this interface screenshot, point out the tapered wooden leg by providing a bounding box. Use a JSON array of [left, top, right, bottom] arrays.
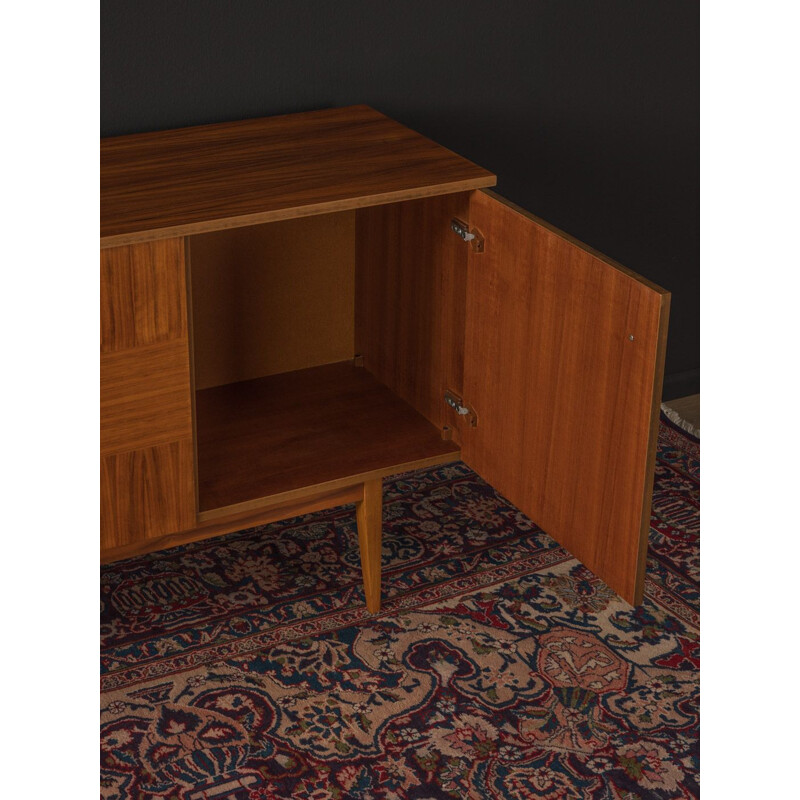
[[355, 478, 383, 613]]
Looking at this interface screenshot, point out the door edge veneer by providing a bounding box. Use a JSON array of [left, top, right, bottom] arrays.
[[631, 291, 671, 605]]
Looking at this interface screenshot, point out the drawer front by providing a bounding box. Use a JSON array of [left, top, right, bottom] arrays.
[[101, 440, 196, 550], [100, 238, 196, 553], [101, 238, 188, 353], [100, 339, 193, 455]]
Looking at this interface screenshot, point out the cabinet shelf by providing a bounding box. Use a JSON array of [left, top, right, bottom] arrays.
[[195, 361, 460, 515]]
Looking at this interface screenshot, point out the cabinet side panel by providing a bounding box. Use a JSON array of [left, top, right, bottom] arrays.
[[462, 191, 669, 605], [355, 194, 470, 438], [100, 239, 187, 352], [101, 440, 196, 550]]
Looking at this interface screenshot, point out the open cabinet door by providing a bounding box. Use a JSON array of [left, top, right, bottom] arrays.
[[459, 190, 670, 605]]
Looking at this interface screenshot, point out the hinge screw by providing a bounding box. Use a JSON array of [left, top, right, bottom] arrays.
[[451, 218, 484, 253]]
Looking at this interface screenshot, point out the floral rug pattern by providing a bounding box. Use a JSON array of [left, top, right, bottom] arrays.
[[101, 414, 699, 799]]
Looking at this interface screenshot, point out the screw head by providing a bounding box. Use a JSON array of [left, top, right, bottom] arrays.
[[628, 334, 635, 341]]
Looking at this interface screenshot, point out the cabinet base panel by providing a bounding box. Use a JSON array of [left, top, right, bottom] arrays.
[[196, 361, 460, 513], [100, 484, 363, 564]]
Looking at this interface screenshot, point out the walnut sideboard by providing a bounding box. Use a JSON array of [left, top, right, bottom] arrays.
[[100, 105, 669, 611]]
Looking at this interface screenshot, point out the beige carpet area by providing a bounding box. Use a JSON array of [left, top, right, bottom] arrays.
[[661, 393, 700, 438]]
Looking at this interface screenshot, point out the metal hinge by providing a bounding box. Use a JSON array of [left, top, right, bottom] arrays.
[[451, 218, 485, 253], [444, 390, 478, 427]]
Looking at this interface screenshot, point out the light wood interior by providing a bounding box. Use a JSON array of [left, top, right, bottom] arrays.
[[188, 199, 460, 515], [190, 212, 356, 390]]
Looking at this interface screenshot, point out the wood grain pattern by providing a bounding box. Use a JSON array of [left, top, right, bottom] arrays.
[[461, 190, 670, 606], [195, 361, 460, 513], [101, 106, 496, 247], [100, 235, 197, 552], [101, 484, 363, 563], [356, 478, 383, 613], [355, 194, 471, 440], [184, 237, 202, 515], [196, 451, 460, 523], [101, 439, 196, 550], [190, 212, 355, 390], [101, 339, 193, 455], [100, 239, 187, 352]]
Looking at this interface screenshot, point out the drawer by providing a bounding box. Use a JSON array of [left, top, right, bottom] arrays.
[[101, 238, 187, 353], [101, 439, 196, 549], [100, 339, 192, 455]]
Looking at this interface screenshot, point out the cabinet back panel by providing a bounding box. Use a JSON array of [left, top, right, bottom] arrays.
[[355, 194, 470, 440], [190, 212, 355, 390]]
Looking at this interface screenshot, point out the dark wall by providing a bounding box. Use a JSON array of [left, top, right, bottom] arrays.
[[102, 0, 698, 399]]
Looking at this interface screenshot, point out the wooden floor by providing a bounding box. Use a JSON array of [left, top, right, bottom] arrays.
[[663, 394, 700, 432], [195, 361, 460, 512]]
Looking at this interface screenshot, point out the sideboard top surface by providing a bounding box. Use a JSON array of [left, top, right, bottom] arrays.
[[100, 105, 496, 247]]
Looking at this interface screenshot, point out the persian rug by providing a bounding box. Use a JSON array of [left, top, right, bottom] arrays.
[[101, 414, 699, 799]]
